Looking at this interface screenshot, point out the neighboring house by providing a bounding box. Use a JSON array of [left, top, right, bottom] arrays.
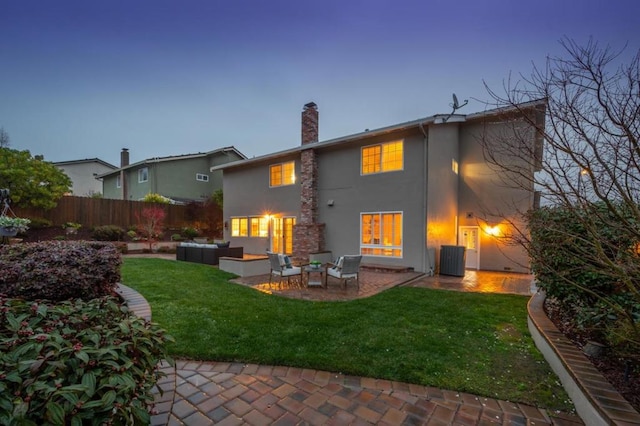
[[98, 147, 246, 202], [54, 158, 117, 197], [213, 101, 544, 274]]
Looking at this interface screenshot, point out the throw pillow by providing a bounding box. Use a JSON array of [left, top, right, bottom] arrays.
[[283, 255, 293, 269]]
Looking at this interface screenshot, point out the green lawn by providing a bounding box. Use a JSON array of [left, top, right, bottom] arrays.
[[122, 258, 573, 411]]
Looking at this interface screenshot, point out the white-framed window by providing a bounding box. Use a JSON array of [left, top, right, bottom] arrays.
[[360, 211, 403, 257], [231, 217, 248, 237], [138, 167, 149, 183], [116, 175, 121, 188], [270, 161, 296, 187], [196, 173, 209, 182], [361, 140, 404, 175], [250, 217, 269, 237]]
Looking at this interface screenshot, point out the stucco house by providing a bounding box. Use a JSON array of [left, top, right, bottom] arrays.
[[54, 158, 117, 197], [212, 101, 543, 274], [99, 147, 246, 203]]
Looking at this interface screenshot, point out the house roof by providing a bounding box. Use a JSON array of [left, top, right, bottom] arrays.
[[53, 158, 117, 169], [97, 146, 247, 179], [211, 99, 546, 172]]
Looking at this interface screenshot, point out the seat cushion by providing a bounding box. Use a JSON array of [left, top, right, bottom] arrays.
[[281, 266, 301, 276]]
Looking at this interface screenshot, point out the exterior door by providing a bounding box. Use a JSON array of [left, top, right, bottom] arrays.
[[459, 226, 479, 269], [271, 217, 296, 254]]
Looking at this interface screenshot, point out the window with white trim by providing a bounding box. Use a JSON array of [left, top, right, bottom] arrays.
[[361, 140, 403, 175], [270, 161, 296, 187], [250, 217, 269, 237], [231, 217, 248, 237], [138, 167, 148, 183], [196, 173, 209, 182], [360, 211, 403, 257], [116, 175, 121, 188]]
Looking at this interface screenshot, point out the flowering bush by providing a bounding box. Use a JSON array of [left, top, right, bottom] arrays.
[[0, 296, 173, 425], [0, 241, 121, 301]]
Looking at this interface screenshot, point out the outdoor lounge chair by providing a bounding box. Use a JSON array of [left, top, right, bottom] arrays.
[[267, 252, 301, 287], [326, 255, 362, 288]]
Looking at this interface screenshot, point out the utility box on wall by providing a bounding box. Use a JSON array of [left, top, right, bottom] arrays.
[[439, 245, 466, 276]]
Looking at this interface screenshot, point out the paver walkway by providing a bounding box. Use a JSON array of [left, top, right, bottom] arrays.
[[121, 256, 582, 425]]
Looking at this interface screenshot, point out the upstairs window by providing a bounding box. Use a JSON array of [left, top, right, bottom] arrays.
[[270, 161, 296, 187], [116, 175, 121, 188], [196, 173, 209, 182], [138, 167, 149, 183], [361, 140, 403, 175]]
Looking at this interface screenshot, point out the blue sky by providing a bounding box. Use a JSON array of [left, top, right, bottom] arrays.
[[1, 0, 638, 166]]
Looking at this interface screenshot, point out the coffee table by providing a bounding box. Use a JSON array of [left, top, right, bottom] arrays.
[[303, 265, 325, 288]]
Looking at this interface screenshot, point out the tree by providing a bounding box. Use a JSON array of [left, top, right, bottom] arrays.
[[0, 148, 72, 209], [136, 206, 165, 251], [0, 128, 9, 148], [479, 38, 640, 356]]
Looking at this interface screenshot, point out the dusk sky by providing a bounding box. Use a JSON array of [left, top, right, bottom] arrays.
[[2, 0, 639, 167]]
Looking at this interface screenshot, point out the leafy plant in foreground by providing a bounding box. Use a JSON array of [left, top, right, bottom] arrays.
[[0, 295, 173, 425]]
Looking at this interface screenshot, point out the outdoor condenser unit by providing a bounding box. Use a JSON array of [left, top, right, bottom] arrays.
[[439, 245, 466, 276]]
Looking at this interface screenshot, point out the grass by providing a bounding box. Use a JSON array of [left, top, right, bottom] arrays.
[[122, 258, 573, 411]]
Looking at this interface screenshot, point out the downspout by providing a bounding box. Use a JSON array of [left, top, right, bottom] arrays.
[[418, 122, 429, 275]]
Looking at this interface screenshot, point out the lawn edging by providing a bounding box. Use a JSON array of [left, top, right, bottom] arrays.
[[527, 291, 640, 426]]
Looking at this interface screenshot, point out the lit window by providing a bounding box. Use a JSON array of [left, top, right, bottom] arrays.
[[231, 217, 248, 237], [138, 167, 148, 183], [361, 141, 403, 175], [196, 173, 209, 182], [360, 212, 403, 257], [452, 159, 459, 174], [116, 175, 121, 188], [270, 161, 296, 187], [250, 217, 269, 237]]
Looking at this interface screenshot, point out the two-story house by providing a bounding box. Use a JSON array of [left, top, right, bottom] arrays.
[[212, 101, 543, 274], [99, 147, 246, 203], [54, 158, 117, 197]]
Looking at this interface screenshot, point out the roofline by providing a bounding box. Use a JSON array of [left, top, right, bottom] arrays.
[[54, 158, 117, 169], [212, 99, 547, 172], [97, 146, 246, 178]]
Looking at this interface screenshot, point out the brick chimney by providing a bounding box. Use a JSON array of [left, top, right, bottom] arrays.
[[293, 102, 325, 262], [120, 148, 130, 167], [120, 148, 129, 200], [301, 102, 318, 145]]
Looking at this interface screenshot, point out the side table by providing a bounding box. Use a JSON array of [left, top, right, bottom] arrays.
[[303, 265, 325, 288]]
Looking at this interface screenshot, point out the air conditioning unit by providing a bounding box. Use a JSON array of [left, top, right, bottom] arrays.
[[439, 245, 466, 276]]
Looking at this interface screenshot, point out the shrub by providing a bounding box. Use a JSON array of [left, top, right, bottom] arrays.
[[0, 295, 173, 425], [182, 227, 199, 239], [0, 241, 121, 301], [142, 193, 171, 204], [170, 233, 183, 242], [24, 217, 52, 229], [92, 225, 126, 241]]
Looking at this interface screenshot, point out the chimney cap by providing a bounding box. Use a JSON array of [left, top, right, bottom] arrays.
[[303, 102, 317, 110], [122, 148, 129, 152]]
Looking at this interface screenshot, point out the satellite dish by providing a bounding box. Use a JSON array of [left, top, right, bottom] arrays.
[[451, 93, 468, 111], [442, 93, 468, 123]]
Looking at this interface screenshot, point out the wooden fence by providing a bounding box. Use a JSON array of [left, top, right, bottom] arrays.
[[13, 196, 194, 229]]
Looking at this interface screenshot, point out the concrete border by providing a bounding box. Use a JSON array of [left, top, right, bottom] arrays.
[[528, 292, 640, 425]]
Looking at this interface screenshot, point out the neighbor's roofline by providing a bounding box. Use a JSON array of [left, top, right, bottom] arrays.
[[97, 146, 246, 178], [54, 158, 117, 169], [211, 99, 547, 172]]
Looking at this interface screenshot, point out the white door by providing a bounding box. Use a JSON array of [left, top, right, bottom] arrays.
[[459, 226, 479, 269]]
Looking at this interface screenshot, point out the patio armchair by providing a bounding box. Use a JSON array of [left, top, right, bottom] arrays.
[[267, 252, 301, 287], [326, 255, 362, 288]]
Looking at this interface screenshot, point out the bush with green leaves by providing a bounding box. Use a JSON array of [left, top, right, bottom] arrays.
[[0, 295, 173, 425], [528, 203, 640, 357], [0, 241, 121, 301], [141, 193, 171, 204], [182, 227, 199, 239], [91, 225, 125, 242], [24, 217, 52, 229]]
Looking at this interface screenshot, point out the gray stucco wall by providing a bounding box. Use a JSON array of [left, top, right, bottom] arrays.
[[223, 155, 301, 253], [57, 162, 115, 197], [458, 119, 533, 273], [317, 129, 427, 272]]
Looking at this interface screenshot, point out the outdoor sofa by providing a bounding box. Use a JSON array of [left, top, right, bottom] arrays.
[[176, 242, 243, 265]]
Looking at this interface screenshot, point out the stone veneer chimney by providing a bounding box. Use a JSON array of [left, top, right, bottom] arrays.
[[293, 103, 325, 261], [301, 102, 318, 145]]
